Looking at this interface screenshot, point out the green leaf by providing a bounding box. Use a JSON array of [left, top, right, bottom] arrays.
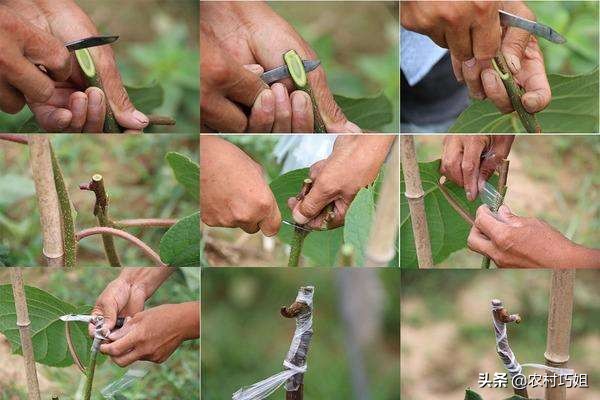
[[343, 187, 375, 266], [166, 152, 199, 201], [159, 212, 200, 267], [0, 174, 35, 207], [400, 160, 497, 268], [334, 93, 393, 131], [270, 169, 343, 267], [126, 83, 164, 114], [0, 285, 93, 367], [450, 68, 599, 133], [464, 389, 484, 400]]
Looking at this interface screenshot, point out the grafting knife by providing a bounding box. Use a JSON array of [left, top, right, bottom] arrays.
[[64, 35, 119, 52], [261, 59, 321, 85], [499, 10, 566, 44]]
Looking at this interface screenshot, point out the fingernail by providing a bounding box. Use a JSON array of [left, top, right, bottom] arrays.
[[72, 97, 86, 116], [471, 91, 485, 100], [292, 207, 309, 225], [57, 114, 70, 130], [482, 69, 497, 90], [464, 57, 477, 68], [292, 93, 307, 113], [260, 90, 274, 113], [507, 54, 521, 73], [133, 110, 149, 126], [343, 121, 361, 133], [466, 190, 472, 201], [272, 83, 286, 104], [88, 90, 103, 108]]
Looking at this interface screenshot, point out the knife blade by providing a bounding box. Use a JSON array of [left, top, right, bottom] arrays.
[[499, 10, 566, 44], [261, 59, 321, 85], [65, 35, 119, 52]]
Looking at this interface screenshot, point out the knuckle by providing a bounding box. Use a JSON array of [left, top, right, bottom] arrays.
[[36, 80, 54, 102], [461, 160, 476, 174]]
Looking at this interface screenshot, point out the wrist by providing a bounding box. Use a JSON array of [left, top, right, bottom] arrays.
[[178, 302, 200, 340], [562, 243, 600, 269], [118, 267, 174, 300]]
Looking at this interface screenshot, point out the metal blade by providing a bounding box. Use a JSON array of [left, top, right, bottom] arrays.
[[261, 59, 321, 85], [65, 35, 119, 52], [59, 314, 95, 323], [499, 10, 566, 44], [282, 220, 312, 232]]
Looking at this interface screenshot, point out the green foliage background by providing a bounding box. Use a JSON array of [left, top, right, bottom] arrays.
[[202, 268, 400, 399], [0, 268, 199, 399]]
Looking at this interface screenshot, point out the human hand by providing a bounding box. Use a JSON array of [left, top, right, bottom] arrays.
[[100, 302, 200, 367], [200, 2, 360, 133], [468, 205, 600, 268], [455, 2, 551, 114], [7, 0, 149, 132], [289, 135, 395, 229], [200, 136, 281, 236], [440, 135, 514, 201], [0, 5, 71, 115]]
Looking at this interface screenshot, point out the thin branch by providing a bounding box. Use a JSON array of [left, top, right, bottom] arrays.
[[28, 137, 63, 266], [545, 270, 575, 400], [400, 136, 433, 268], [0, 134, 29, 144], [10, 268, 41, 400], [493, 53, 541, 133], [289, 179, 313, 267], [80, 174, 121, 267], [113, 218, 177, 229], [365, 137, 399, 267], [437, 181, 474, 226], [76, 226, 167, 267], [148, 115, 176, 126]]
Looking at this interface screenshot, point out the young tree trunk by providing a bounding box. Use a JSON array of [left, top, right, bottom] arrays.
[[544, 269, 575, 400], [365, 137, 399, 267], [10, 268, 42, 400], [400, 135, 433, 268], [28, 136, 63, 266]]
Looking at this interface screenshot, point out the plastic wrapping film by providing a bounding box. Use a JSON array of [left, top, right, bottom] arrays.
[[101, 361, 151, 399], [479, 182, 503, 212], [232, 286, 314, 400], [491, 300, 574, 378]]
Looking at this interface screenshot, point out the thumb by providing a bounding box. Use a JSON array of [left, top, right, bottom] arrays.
[[497, 204, 519, 225], [89, 47, 149, 130], [501, 7, 536, 74], [292, 181, 336, 224]]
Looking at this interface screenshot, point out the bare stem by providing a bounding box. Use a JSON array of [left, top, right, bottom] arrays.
[[0, 134, 29, 144], [28, 136, 63, 266], [365, 138, 399, 267], [148, 115, 176, 126], [545, 269, 575, 400], [113, 218, 177, 229], [401, 136, 433, 268], [288, 179, 314, 267], [76, 226, 166, 267], [10, 268, 41, 400], [482, 159, 510, 269], [50, 145, 76, 268]]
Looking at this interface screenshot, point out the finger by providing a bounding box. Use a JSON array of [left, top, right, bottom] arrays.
[[290, 91, 314, 133], [243, 64, 264, 76], [33, 106, 72, 132], [309, 160, 327, 179], [21, 27, 72, 82], [0, 80, 26, 114], [293, 179, 338, 224], [6, 55, 56, 103], [520, 43, 551, 113], [238, 220, 260, 235], [440, 137, 465, 187], [474, 205, 505, 239], [481, 68, 513, 113], [247, 89, 275, 133], [225, 63, 269, 107], [82, 87, 106, 133], [467, 225, 496, 256], [462, 139, 486, 201], [445, 26, 473, 63], [308, 198, 348, 230], [471, 15, 501, 62], [66, 92, 88, 132], [501, 5, 536, 75], [201, 95, 248, 133], [101, 331, 137, 357], [272, 83, 292, 133], [461, 57, 485, 100], [258, 199, 281, 237], [111, 349, 142, 367], [451, 54, 464, 83], [87, 47, 149, 130]]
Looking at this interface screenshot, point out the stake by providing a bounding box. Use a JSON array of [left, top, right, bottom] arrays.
[[365, 137, 399, 267], [400, 135, 433, 268], [544, 269, 575, 400], [10, 268, 41, 400], [80, 174, 121, 267], [28, 136, 63, 266], [482, 159, 510, 269]]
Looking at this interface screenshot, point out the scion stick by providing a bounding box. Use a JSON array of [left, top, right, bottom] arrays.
[[482, 159, 509, 269], [50, 145, 76, 268], [400, 135, 433, 268], [10, 268, 41, 400]]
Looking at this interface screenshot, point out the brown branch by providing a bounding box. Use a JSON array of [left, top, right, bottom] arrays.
[[113, 218, 177, 229], [0, 134, 29, 144], [437, 180, 474, 226], [148, 115, 176, 126], [10, 268, 41, 400], [76, 227, 166, 267]]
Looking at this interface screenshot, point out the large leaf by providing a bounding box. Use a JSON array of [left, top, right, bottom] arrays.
[[0, 174, 35, 207], [334, 93, 393, 131], [166, 152, 199, 201], [270, 169, 343, 267], [400, 160, 497, 268], [0, 285, 93, 368], [450, 68, 599, 133], [343, 187, 375, 266], [159, 212, 200, 267]]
